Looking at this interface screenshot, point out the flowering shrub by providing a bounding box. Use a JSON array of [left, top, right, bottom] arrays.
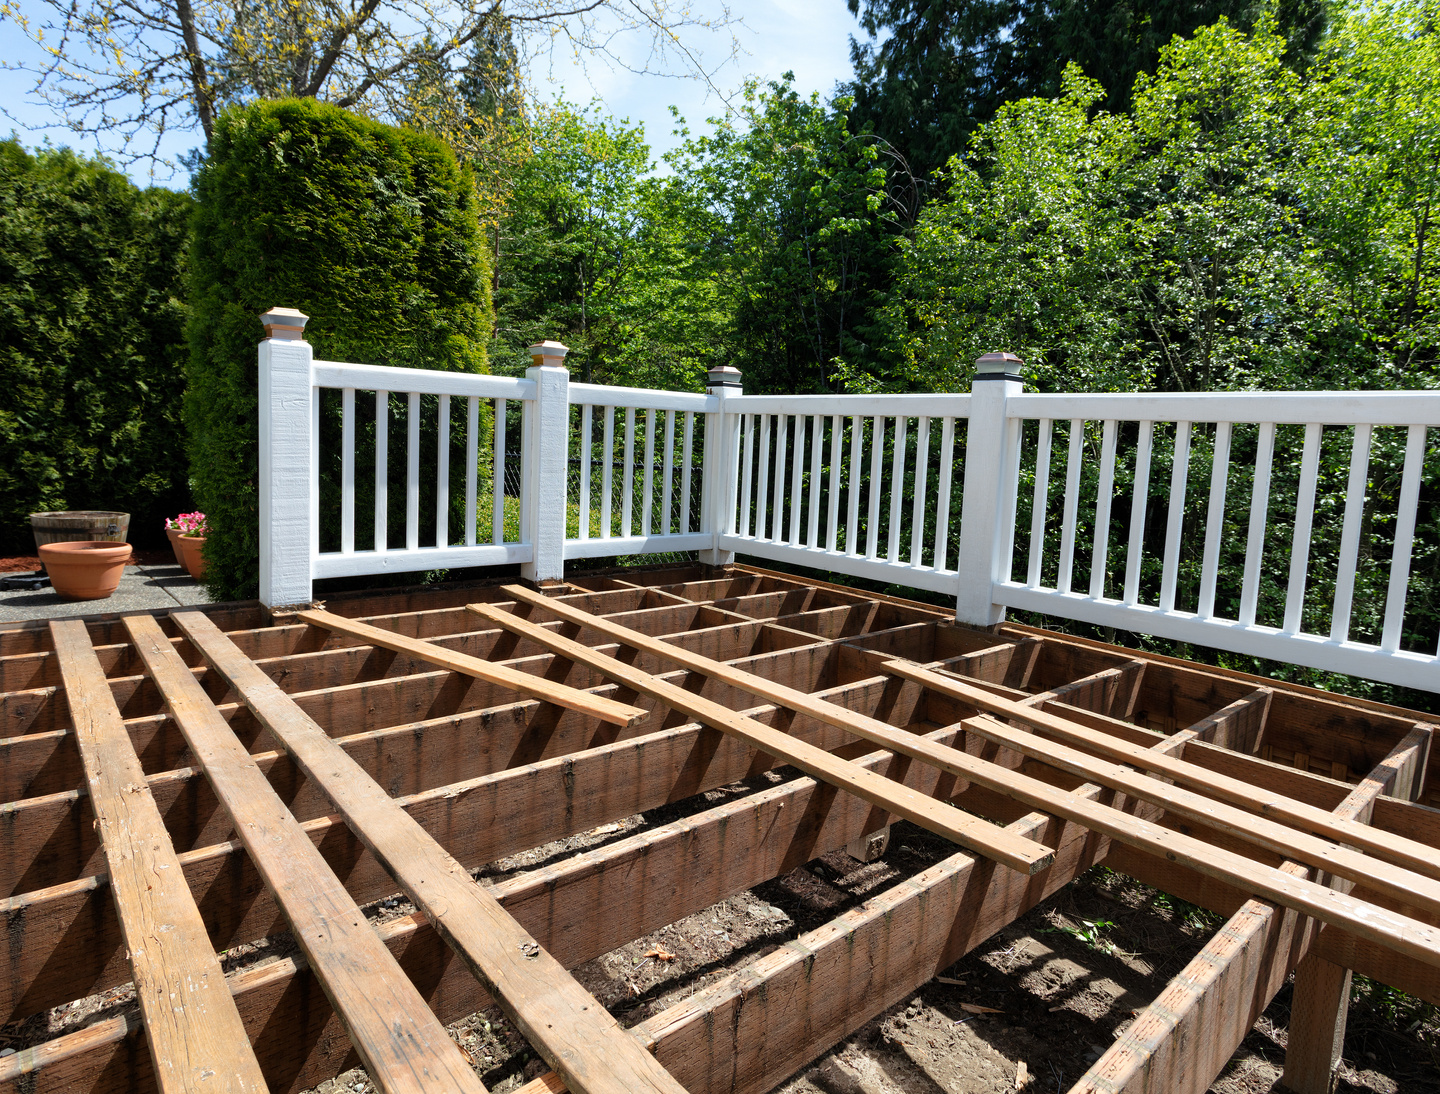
[[166, 511, 208, 536]]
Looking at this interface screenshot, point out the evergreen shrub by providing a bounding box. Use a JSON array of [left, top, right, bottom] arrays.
[[0, 141, 192, 552], [187, 98, 492, 600]]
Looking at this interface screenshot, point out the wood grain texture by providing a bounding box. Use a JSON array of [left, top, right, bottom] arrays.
[[122, 613, 486, 1094], [49, 620, 266, 1094], [888, 661, 1440, 881], [173, 610, 686, 1094], [469, 599, 1055, 875], [297, 609, 646, 727]]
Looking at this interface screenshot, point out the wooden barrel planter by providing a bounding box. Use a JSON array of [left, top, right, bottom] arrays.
[[29, 511, 130, 552]]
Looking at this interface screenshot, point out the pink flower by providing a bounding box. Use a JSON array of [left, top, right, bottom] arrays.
[[166, 511, 209, 536]]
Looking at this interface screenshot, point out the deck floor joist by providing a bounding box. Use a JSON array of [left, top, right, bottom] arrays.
[[1, 563, 1437, 1094]]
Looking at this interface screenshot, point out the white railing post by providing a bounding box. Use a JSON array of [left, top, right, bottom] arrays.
[[699, 365, 743, 567], [955, 352, 1025, 626], [258, 307, 315, 609], [521, 341, 570, 584]]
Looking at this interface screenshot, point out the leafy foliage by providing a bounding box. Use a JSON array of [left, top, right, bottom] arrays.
[[0, 140, 191, 552], [186, 97, 491, 600]]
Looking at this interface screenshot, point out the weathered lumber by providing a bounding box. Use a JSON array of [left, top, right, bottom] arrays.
[[468, 601, 1056, 875], [1073, 727, 1428, 1094], [173, 609, 687, 1094], [296, 608, 647, 727], [488, 588, 1440, 967], [49, 620, 266, 1094], [887, 659, 1440, 881], [122, 613, 486, 1094], [962, 713, 1440, 917]]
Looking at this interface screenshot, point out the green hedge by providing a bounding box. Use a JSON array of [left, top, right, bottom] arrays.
[[0, 141, 192, 552], [187, 98, 492, 600]]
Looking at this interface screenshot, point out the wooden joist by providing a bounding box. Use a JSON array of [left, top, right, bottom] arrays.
[[467, 601, 1057, 875], [49, 620, 266, 1094], [296, 608, 647, 727], [962, 713, 1440, 917], [887, 660, 1440, 881], [484, 588, 1440, 973], [171, 610, 687, 1094], [122, 613, 487, 1094]]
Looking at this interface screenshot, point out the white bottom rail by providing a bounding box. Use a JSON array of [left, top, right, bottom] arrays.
[[565, 533, 712, 560], [997, 582, 1438, 692], [313, 543, 533, 579], [718, 534, 959, 596]]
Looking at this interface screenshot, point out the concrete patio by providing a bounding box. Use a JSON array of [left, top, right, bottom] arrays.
[[0, 557, 212, 625]]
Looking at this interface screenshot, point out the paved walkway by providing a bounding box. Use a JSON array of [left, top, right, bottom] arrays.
[[0, 559, 212, 625]]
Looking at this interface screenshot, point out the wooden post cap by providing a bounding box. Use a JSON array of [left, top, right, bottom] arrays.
[[260, 308, 310, 341], [528, 340, 569, 368], [974, 351, 1024, 380]]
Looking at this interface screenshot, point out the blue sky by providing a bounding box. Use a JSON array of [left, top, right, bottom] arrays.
[[0, 0, 866, 186]]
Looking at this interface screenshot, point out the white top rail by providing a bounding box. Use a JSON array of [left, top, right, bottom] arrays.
[[730, 393, 972, 416], [568, 382, 714, 412], [1010, 390, 1440, 426], [313, 360, 536, 400]]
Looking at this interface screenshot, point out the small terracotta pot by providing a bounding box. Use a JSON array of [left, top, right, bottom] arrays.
[[165, 526, 187, 567], [37, 541, 133, 601], [177, 534, 207, 580]]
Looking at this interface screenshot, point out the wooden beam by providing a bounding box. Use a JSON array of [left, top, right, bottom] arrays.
[[1073, 727, 1429, 1094], [295, 609, 645, 727], [961, 714, 1440, 917], [173, 610, 686, 1094], [122, 613, 486, 1094], [49, 620, 266, 1094], [468, 601, 1056, 875], [887, 660, 1440, 882]]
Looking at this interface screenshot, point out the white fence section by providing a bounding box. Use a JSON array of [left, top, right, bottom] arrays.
[[257, 314, 1438, 692]]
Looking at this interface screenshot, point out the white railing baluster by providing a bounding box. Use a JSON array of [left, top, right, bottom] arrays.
[[1027, 419, 1053, 588], [1057, 419, 1083, 594], [887, 416, 908, 564], [1122, 421, 1152, 606], [910, 416, 931, 567], [826, 414, 843, 553], [642, 409, 657, 536], [464, 396, 478, 546], [1159, 422, 1191, 612], [660, 410, 675, 534], [622, 408, 636, 537], [1282, 423, 1321, 633], [934, 416, 956, 573], [341, 388, 355, 553], [682, 411, 695, 536], [866, 417, 884, 560], [436, 394, 450, 548], [405, 392, 420, 551], [1382, 425, 1425, 653], [1238, 422, 1276, 627], [757, 414, 772, 540], [1089, 419, 1118, 599], [577, 404, 592, 541], [601, 406, 615, 539], [846, 417, 862, 556], [998, 415, 1024, 581], [807, 416, 823, 548], [789, 415, 806, 545], [738, 414, 754, 537], [492, 399, 506, 543], [774, 415, 790, 543], [375, 392, 388, 553], [1330, 423, 1373, 642], [1197, 421, 1232, 620]]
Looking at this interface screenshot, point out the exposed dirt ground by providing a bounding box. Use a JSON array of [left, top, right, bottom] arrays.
[[7, 770, 1436, 1094]]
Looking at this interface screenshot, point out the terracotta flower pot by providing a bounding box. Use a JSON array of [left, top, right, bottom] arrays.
[[37, 541, 133, 601], [165, 526, 187, 567], [177, 534, 207, 580]]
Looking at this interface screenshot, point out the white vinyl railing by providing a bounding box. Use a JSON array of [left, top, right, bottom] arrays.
[[258, 314, 1438, 692]]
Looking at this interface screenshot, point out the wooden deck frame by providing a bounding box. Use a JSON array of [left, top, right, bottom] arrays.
[[2, 562, 1437, 1094]]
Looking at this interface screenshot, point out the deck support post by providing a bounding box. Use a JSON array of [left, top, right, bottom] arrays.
[[700, 365, 743, 567], [521, 342, 570, 584], [258, 307, 314, 609], [955, 353, 1024, 626]]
